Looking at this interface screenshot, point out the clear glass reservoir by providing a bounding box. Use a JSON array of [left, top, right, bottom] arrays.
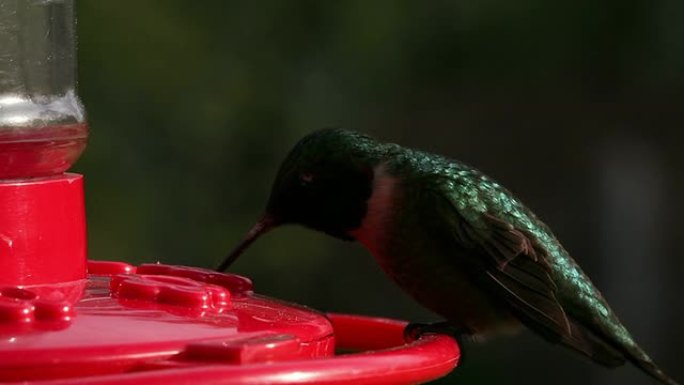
[[0, 0, 87, 179]]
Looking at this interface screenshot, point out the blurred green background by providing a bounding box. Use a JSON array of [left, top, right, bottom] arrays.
[[74, 1, 683, 384]]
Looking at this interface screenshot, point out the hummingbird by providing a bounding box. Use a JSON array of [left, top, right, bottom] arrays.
[[217, 128, 678, 385]]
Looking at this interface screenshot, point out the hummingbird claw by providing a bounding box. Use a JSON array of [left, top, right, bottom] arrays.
[[403, 321, 465, 343], [404, 321, 468, 365]]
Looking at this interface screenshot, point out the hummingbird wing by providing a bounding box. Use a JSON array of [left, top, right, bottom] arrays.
[[429, 185, 626, 367]]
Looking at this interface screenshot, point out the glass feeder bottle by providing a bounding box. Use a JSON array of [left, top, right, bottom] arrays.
[[0, 0, 88, 179]]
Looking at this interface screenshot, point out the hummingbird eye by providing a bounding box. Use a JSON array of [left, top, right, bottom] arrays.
[[298, 172, 314, 187]]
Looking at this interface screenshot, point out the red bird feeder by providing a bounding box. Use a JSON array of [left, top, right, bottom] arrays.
[[0, 1, 459, 383]]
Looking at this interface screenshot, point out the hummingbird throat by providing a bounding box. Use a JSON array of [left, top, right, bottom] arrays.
[[349, 163, 398, 256]]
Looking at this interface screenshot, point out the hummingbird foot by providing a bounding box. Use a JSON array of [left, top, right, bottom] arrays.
[[404, 321, 468, 364], [404, 321, 467, 344]]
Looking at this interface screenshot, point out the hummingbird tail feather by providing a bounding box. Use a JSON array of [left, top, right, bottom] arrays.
[[567, 319, 680, 385], [625, 350, 680, 385], [562, 320, 680, 385]]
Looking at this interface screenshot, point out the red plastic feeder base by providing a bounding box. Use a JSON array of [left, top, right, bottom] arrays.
[[0, 262, 459, 384]]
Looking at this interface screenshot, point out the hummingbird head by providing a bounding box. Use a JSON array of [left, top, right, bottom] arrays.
[[217, 128, 381, 272]]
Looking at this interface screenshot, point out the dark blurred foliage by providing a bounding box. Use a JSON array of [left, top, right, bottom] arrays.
[[74, 1, 684, 384]]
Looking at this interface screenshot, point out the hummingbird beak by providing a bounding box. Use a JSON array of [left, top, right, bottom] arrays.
[[216, 215, 277, 272]]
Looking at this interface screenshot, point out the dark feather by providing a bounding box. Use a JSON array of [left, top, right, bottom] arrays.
[[485, 258, 571, 337], [564, 320, 626, 367], [433, 192, 631, 367]]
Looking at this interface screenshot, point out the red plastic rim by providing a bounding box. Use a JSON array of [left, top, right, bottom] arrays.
[[30, 313, 460, 385]]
